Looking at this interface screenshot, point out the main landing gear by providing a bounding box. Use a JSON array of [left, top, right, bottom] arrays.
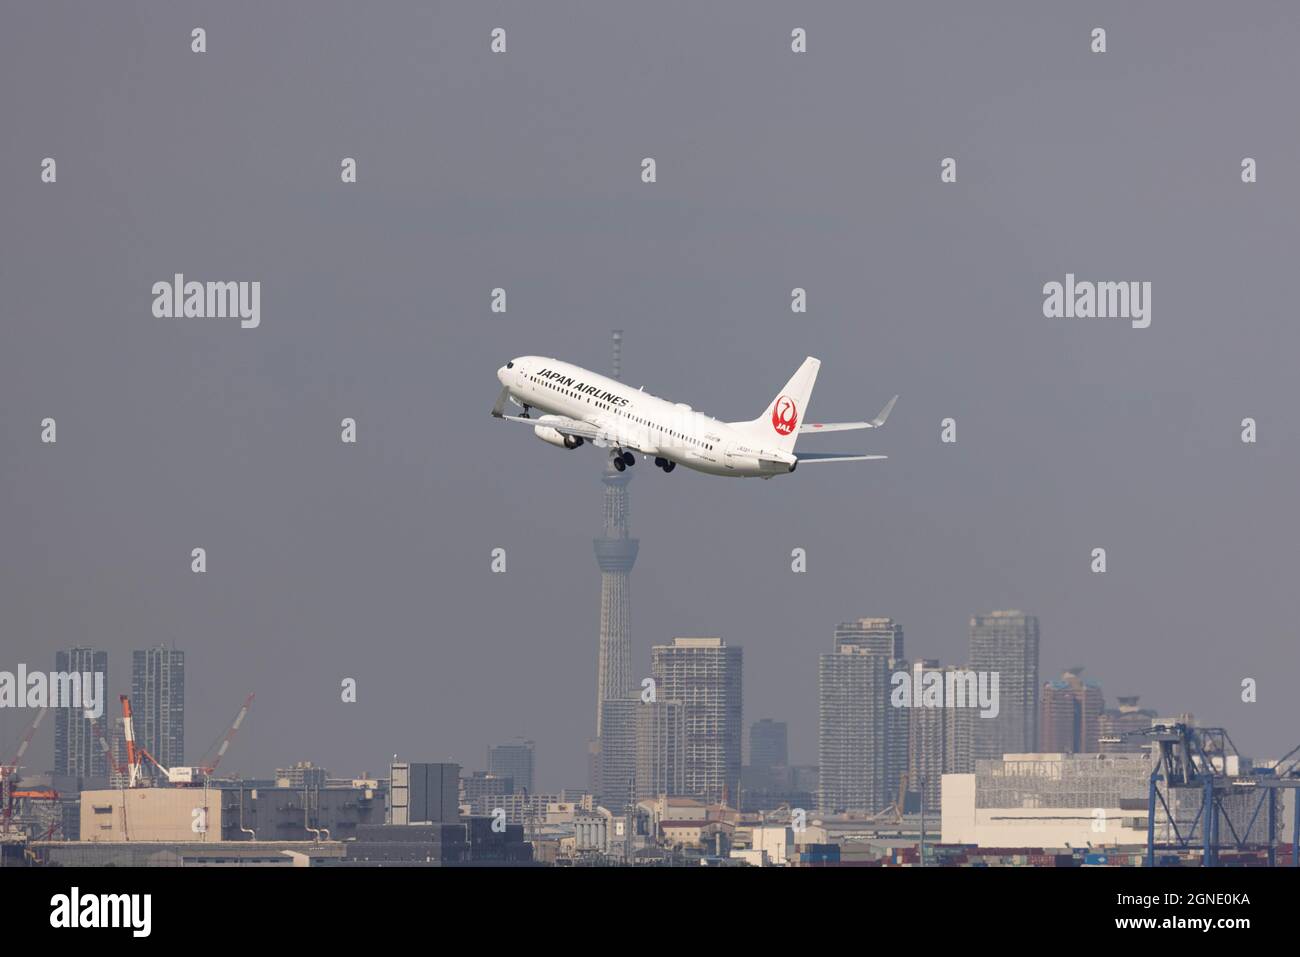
[[654, 457, 676, 473], [611, 449, 636, 472]]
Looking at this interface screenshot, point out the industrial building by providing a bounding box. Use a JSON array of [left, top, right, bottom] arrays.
[[389, 761, 459, 824], [942, 752, 1152, 849], [80, 783, 386, 843]]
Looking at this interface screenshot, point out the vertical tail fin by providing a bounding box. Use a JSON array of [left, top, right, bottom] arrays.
[[731, 357, 820, 453]]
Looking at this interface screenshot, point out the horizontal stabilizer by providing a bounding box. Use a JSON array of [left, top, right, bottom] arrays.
[[799, 395, 898, 434], [796, 453, 888, 464]]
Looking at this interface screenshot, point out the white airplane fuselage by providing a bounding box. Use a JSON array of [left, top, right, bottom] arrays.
[[497, 356, 794, 477]]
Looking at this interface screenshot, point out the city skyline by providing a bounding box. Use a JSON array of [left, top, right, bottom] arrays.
[[4, 611, 1178, 801]]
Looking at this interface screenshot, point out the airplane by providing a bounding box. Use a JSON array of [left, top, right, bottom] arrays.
[[491, 355, 896, 479]]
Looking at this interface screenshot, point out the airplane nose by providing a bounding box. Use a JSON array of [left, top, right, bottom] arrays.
[[497, 365, 508, 385]]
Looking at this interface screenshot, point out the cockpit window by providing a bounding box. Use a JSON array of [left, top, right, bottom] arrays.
[[506, 361, 514, 369]]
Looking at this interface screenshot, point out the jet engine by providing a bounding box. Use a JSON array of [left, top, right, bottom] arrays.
[[534, 425, 583, 450]]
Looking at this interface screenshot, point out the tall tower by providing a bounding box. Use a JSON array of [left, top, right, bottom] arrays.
[[593, 330, 638, 735]]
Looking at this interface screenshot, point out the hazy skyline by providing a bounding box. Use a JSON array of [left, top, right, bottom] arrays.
[[3, 2, 1299, 789]]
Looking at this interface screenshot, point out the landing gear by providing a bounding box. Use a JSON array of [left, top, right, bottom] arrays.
[[613, 457, 626, 472], [621, 451, 635, 467], [663, 461, 675, 473], [519, 404, 532, 419], [654, 457, 676, 473]]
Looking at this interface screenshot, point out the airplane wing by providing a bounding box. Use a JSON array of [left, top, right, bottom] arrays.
[[799, 395, 898, 434], [795, 453, 888, 464], [497, 413, 656, 454]]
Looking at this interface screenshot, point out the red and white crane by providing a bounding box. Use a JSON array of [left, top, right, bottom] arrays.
[[120, 692, 254, 787]]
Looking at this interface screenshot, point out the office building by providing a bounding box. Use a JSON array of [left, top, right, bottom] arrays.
[[1040, 668, 1105, 754], [749, 719, 788, 773], [488, 740, 535, 794]]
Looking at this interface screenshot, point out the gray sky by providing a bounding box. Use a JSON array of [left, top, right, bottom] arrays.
[[3, 2, 1298, 788]]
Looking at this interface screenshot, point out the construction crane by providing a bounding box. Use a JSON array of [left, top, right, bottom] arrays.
[[0, 707, 48, 783], [197, 692, 255, 777], [120, 692, 254, 787], [0, 709, 49, 838]]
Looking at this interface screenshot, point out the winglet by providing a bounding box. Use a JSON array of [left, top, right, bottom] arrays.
[[491, 386, 510, 418], [870, 395, 899, 429]]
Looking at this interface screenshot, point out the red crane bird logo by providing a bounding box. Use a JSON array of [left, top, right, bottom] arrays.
[[772, 395, 798, 435]]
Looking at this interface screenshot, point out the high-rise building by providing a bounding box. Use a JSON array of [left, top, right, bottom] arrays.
[[945, 685, 976, 776], [1040, 668, 1105, 753], [488, 740, 535, 794], [885, 656, 910, 808], [1098, 696, 1160, 753], [636, 700, 684, 800], [749, 719, 788, 772], [818, 644, 890, 814], [597, 697, 639, 811], [651, 637, 743, 805], [969, 611, 1040, 760], [900, 660, 979, 810], [906, 659, 944, 812], [53, 647, 108, 781], [131, 646, 185, 769], [834, 618, 904, 658]]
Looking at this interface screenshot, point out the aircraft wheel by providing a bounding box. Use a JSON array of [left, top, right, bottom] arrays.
[[622, 451, 635, 466], [663, 461, 675, 473], [613, 458, 626, 472]]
